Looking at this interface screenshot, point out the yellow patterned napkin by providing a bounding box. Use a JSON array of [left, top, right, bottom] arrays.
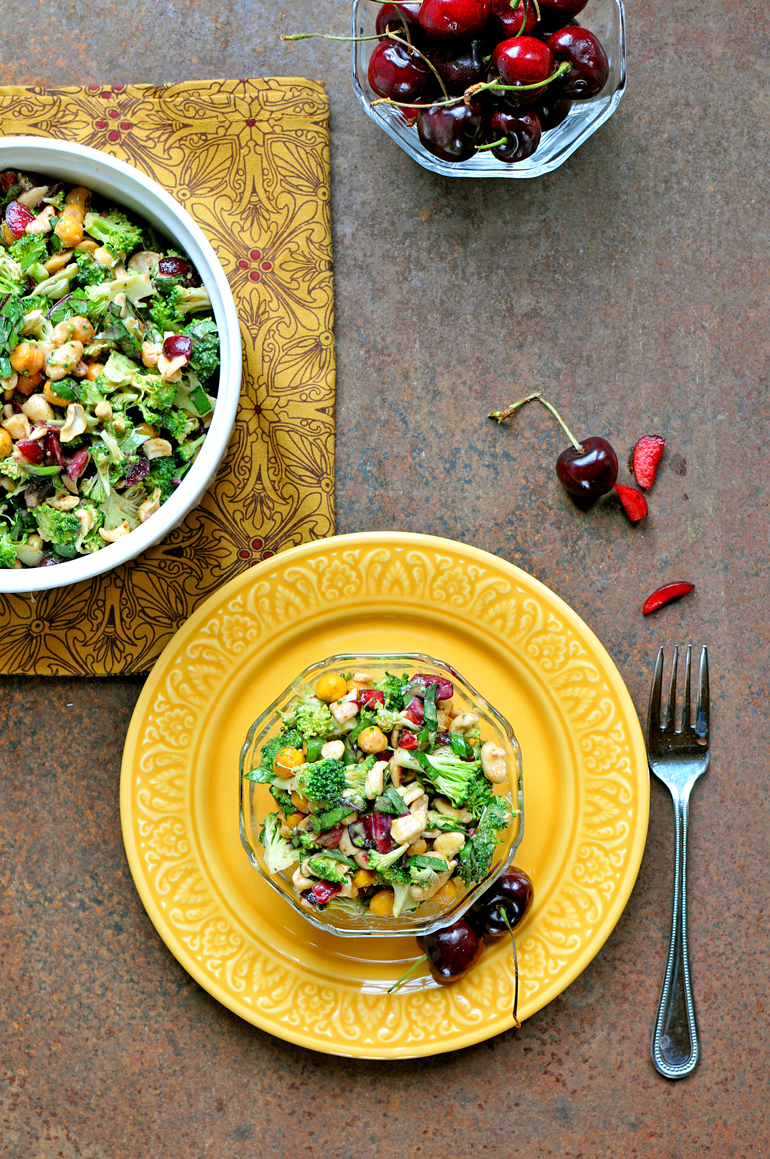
[[0, 78, 335, 675]]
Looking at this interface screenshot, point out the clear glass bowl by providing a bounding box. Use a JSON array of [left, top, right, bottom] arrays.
[[350, 0, 626, 179], [239, 653, 524, 938]]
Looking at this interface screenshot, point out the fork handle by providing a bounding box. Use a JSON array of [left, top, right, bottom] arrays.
[[651, 789, 699, 1079]]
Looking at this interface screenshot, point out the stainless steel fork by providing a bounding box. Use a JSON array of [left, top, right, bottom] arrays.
[[647, 644, 710, 1080]]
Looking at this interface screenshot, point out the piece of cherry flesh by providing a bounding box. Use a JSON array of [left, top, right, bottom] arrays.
[[491, 37, 555, 104], [467, 867, 534, 937], [546, 26, 609, 99], [5, 200, 35, 238], [368, 38, 432, 101], [490, 108, 541, 163], [417, 919, 485, 983], [376, 1, 424, 38], [418, 0, 490, 40], [416, 99, 485, 162], [488, 0, 538, 40], [411, 673, 454, 700], [534, 92, 573, 130], [431, 36, 486, 92], [556, 436, 618, 498]]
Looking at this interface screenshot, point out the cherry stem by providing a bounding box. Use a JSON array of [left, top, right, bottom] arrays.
[[388, 953, 428, 994], [501, 909, 521, 1029], [387, 31, 450, 101], [464, 62, 571, 105], [282, 31, 382, 41], [488, 392, 582, 452], [476, 137, 508, 152]]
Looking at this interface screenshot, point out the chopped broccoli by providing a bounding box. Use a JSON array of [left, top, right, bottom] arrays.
[[0, 250, 27, 296], [86, 272, 155, 320], [392, 880, 417, 917], [18, 306, 53, 343], [461, 773, 496, 818], [34, 505, 80, 547], [413, 751, 485, 808], [0, 456, 29, 481], [425, 810, 467, 833], [167, 284, 211, 316], [184, 317, 220, 382], [269, 784, 294, 815], [376, 672, 405, 711], [101, 482, 148, 531], [375, 704, 399, 733], [367, 844, 409, 875], [83, 209, 143, 257], [295, 757, 347, 807], [0, 528, 20, 567], [455, 802, 511, 886], [75, 249, 109, 286], [305, 854, 350, 883], [141, 376, 176, 413], [259, 813, 298, 875], [293, 701, 335, 740], [145, 455, 182, 502], [161, 407, 198, 443], [344, 755, 375, 799], [148, 293, 182, 334], [100, 350, 140, 390], [260, 728, 304, 773], [9, 233, 48, 272], [29, 263, 78, 299]]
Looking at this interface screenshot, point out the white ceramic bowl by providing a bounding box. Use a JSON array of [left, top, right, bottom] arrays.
[[0, 136, 241, 593]]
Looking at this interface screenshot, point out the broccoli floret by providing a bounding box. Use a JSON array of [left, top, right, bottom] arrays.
[[75, 249, 109, 287], [184, 317, 220, 382], [0, 527, 20, 568], [34, 505, 80, 547], [142, 376, 176, 413], [455, 802, 511, 886], [260, 729, 303, 773], [8, 233, 48, 272], [414, 752, 485, 808], [168, 284, 211, 316], [269, 784, 294, 815], [145, 455, 182, 502], [293, 702, 335, 740], [0, 250, 27, 296], [101, 482, 148, 531], [259, 813, 298, 876], [162, 407, 198, 443], [148, 293, 183, 334], [0, 455, 29, 481], [86, 272, 154, 321], [461, 774, 496, 818], [375, 704, 399, 733], [305, 854, 350, 883], [367, 844, 409, 875], [295, 757, 346, 807], [29, 263, 78, 299], [425, 810, 467, 833], [376, 672, 405, 711], [83, 209, 143, 257], [344, 755, 375, 799]]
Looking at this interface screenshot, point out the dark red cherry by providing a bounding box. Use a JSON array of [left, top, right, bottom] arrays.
[[376, 1, 423, 38], [5, 200, 35, 238], [419, 0, 490, 40], [491, 37, 555, 103], [416, 99, 485, 162], [538, 0, 588, 20], [431, 36, 486, 93], [163, 334, 193, 362], [417, 919, 485, 983], [534, 92, 572, 130], [546, 26, 609, 99], [368, 39, 432, 101], [488, 0, 537, 40], [489, 107, 541, 163], [467, 866, 534, 937], [556, 436, 618, 498]]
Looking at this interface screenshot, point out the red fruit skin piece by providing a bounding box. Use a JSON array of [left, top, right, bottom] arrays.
[[643, 582, 695, 615], [633, 434, 666, 489], [16, 438, 45, 464], [359, 688, 385, 708], [399, 729, 419, 750], [5, 200, 35, 238], [310, 880, 342, 906], [614, 484, 648, 523]]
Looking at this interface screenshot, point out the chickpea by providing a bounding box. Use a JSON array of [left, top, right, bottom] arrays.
[[432, 879, 458, 907], [358, 725, 388, 754], [54, 206, 84, 249], [141, 341, 160, 368], [15, 372, 43, 396], [44, 380, 72, 407], [46, 340, 84, 382], [0, 429, 12, 457], [284, 812, 305, 829], [10, 341, 45, 377], [353, 868, 377, 890], [94, 400, 113, 422], [70, 316, 95, 344], [368, 889, 394, 917], [407, 837, 428, 856], [315, 673, 348, 702], [290, 791, 312, 814], [64, 185, 91, 213], [21, 394, 55, 424], [273, 746, 305, 776]]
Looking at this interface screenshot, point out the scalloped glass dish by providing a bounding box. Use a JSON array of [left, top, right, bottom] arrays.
[[350, 0, 626, 178], [239, 652, 524, 938]]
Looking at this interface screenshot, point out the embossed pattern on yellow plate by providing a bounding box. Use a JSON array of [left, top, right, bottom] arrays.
[[121, 533, 649, 1058]]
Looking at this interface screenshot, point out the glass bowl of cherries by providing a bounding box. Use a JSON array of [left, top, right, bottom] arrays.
[[349, 0, 626, 177]]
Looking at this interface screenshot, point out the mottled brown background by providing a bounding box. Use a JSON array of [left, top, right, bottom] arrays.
[[1, 0, 768, 1156]]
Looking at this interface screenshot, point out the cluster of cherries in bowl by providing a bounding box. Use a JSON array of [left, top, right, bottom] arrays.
[[367, 0, 610, 163]]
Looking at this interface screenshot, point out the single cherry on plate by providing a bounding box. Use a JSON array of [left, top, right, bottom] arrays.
[[467, 866, 534, 937], [489, 391, 619, 500], [368, 38, 433, 101], [546, 26, 609, 99], [419, 0, 490, 40], [491, 36, 556, 103], [488, 107, 541, 163], [417, 98, 485, 162], [417, 919, 485, 983]]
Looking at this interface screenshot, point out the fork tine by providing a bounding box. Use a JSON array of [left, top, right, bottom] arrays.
[[664, 645, 679, 732], [647, 647, 664, 736], [681, 643, 692, 732], [695, 646, 709, 738]]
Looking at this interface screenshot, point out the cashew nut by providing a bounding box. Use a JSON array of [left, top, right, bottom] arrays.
[[480, 741, 508, 784], [449, 712, 480, 734], [390, 811, 427, 846], [329, 699, 359, 726], [99, 521, 131, 543], [138, 488, 162, 524], [364, 759, 388, 800], [60, 403, 87, 443], [142, 438, 173, 460], [321, 740, 346, 760], [433, 832, 466, 859]]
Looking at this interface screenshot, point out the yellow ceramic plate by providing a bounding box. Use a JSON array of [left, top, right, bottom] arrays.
[[121, 533, 648, 1058]]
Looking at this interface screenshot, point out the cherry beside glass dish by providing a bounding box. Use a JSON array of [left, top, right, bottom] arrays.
[[350, 0, 626, 178], [239, 653, 524, 938]]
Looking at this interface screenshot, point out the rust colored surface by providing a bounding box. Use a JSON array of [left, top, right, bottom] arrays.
[[1, 0, 769, 1155]]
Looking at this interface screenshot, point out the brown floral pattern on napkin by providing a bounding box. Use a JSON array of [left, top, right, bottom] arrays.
[[0, 78, 335, 675]]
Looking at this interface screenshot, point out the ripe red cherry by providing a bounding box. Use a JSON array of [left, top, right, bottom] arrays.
[[546, 26, 609, 99], [491, 37, 555, 103], [418, 0, 490, 40], [538, 0, 588, 20], [488, 0, 538, 40], [375, 1, 423, 38], [431, 36, 486, 93], [489, 108, 541, 163], [416, 99, 484, 162], [163, 334, 193, 362], [556, 436, 618, 498], [534, 92, 572, 130], [5, 200, 35, 238], [467, 866, 534, 937], [157, 255, 201, 286], [368, 39, 432, 101], [417, 919, 485, 983]]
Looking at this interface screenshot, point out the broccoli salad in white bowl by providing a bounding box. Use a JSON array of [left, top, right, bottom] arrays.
[[0, 137, 240, 592]]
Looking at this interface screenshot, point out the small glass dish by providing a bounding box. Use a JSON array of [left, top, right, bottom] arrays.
[[239, 653, 524, 938], [350, 0, 626, 179]]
